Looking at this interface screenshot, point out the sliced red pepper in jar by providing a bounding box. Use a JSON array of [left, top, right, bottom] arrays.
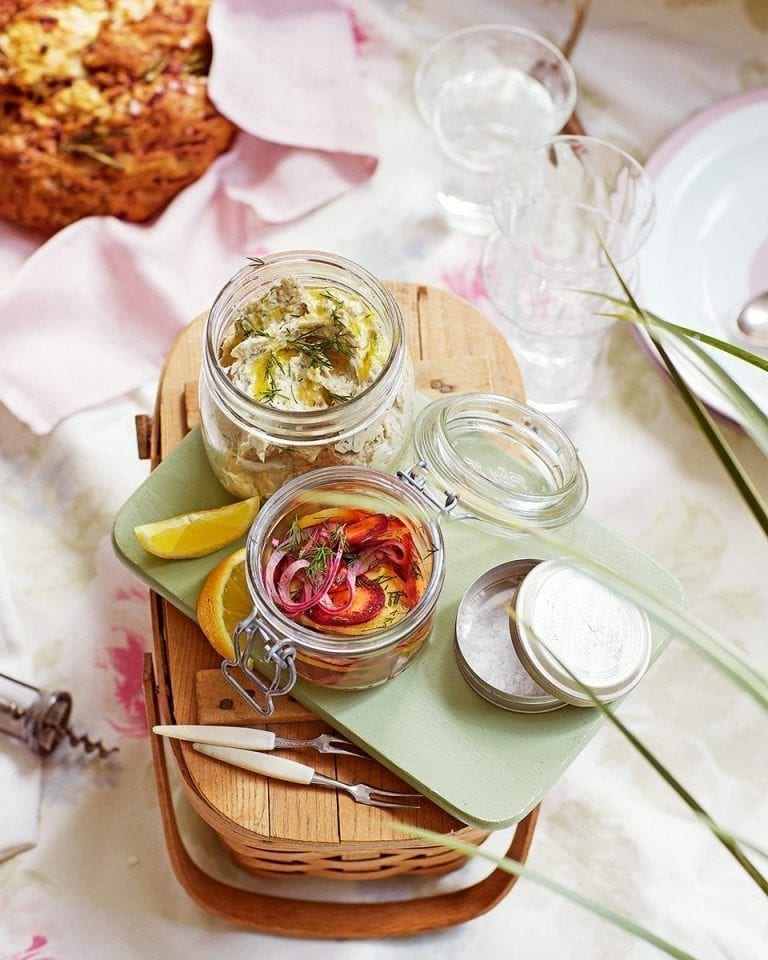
[[306, 577, 386, 627], [371, 522, 417, 600], [374, 517, 414, 552], [378, 515, 410, 537], [401, 564, 420, 608], [344, 513, 389, 546]]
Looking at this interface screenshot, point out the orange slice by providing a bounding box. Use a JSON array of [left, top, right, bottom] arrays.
[[196, 547, 251, 660]]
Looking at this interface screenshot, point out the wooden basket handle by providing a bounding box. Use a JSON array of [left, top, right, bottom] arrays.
[[143, 653, 540, 939]]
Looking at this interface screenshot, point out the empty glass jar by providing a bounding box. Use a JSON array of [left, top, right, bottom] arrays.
[[409, 392, 588, 533]]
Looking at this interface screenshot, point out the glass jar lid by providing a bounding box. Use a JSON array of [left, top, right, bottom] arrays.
[[412, 393, 587, 535], [454, 559, 564, 714], [511, 559, 652, 706]]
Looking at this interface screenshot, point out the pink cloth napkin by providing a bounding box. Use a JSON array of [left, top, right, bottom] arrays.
[[0, 0, 377, 435]]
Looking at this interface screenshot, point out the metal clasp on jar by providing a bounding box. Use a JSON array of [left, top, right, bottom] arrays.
[[396, 459, 461, 516], [220, 610, 298, 718]]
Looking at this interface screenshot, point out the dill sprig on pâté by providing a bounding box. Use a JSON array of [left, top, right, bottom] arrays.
[[285, 323, 355, 370], [258, 352, 288, 404], [326, 390, 352, 404]]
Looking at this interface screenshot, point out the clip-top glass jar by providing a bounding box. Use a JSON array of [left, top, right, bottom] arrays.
[[220, 393, 588, 718], [199, 251, 414, 499], [224, 466, 445, 716]]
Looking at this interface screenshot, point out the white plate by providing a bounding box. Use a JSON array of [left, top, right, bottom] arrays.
[[637, 88, 768, 425]]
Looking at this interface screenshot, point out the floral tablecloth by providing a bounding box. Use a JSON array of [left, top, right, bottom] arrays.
[[1, 1, 767, 958]]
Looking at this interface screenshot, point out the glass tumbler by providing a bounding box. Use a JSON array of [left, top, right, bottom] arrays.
[[483, 136, 656, 412], [414, 24, 577, 235]]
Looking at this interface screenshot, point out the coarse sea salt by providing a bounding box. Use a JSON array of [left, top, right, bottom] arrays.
[[459, 586, 546, 698]]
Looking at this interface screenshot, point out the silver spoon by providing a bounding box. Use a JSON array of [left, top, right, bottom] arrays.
[[734, 290, 768, 347]]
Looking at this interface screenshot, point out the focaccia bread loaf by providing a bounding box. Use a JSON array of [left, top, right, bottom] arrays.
[[0, 0, 237, 233]]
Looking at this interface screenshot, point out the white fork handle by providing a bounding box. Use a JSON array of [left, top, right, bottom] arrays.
[[153, 724, 276, 751], [193, 742, 316, 785]]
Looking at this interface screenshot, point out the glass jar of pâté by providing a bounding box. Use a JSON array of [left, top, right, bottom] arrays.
[[199, 251, 414, 499]]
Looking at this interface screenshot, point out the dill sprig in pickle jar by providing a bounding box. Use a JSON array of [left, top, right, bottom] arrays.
[[199, 251, 414, 499]]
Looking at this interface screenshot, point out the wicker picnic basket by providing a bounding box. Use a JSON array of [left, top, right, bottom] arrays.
[[138, 281, 541, 937]]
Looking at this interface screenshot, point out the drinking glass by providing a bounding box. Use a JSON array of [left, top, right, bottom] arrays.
[[482, 136, 656, 412], [414, 24, 577, 235]]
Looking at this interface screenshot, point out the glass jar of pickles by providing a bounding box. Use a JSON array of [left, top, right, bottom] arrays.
[[199, 251, 414, 499], [225, 466, 445, 715]]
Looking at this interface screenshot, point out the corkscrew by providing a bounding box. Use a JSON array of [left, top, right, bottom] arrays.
[[0, 672, 118, 759]]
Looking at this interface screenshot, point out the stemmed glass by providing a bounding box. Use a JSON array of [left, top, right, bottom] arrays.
[[482, 135, 657, 411]]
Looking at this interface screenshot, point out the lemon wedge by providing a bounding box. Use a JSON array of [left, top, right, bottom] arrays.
[[196, 547, 250, 660], [134, 497, 260, 559]]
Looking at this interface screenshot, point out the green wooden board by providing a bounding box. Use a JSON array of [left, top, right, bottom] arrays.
[[113, 426, 684, 830]]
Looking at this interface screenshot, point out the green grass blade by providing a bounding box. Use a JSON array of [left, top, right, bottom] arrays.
[[595, 294, 768, 372], [651, 315, 768, 371], [687, 812, 768, 863], [595, 248, 768, 495], [516, 619, 768, 896], [598, 301, 768, 456], [653, 338, 768, 535], [652, 328, 768, 456], [392, 824, 700, 960]]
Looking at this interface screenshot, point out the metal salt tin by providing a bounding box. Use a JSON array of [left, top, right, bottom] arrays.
[[454, 559, 564, 714], [511, 558, 653, 707], [455, 558, 653, 712]]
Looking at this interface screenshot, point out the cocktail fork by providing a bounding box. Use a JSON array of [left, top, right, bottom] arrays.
[[193, 742, 422, 809], [153, 723, 368, 758]]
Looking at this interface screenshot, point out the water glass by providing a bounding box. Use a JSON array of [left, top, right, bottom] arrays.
[[414, 24, 577, 235], [482, 136, 656, 412]]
